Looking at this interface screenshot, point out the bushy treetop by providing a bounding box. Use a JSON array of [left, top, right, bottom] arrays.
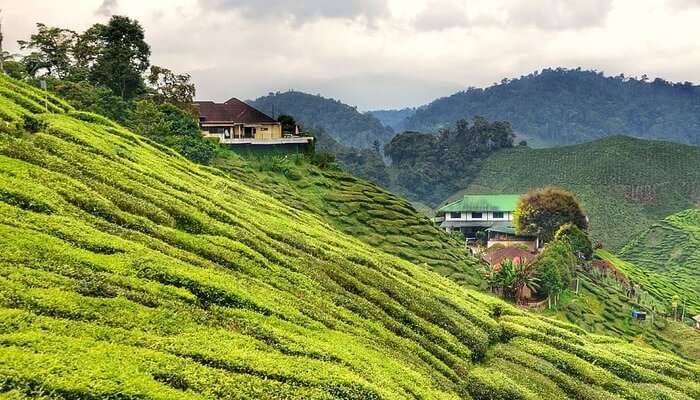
[[513, 187, 587, 243]]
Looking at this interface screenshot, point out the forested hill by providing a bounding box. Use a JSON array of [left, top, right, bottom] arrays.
[[401, 68, 700, 146], [248, 91, 394, 148]]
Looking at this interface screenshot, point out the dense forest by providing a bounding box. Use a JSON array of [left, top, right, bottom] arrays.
[[383, 116, 516, 205], [401, 68, 700, 146], [249, 91, 394, 148]]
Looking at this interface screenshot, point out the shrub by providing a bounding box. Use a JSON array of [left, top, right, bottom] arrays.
[[466, 367, 538, 400], [555, 223, 593, 260]]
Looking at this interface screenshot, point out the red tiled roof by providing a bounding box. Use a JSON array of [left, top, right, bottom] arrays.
[[194, 98, 277, 124], [482, 247, 537, 266]]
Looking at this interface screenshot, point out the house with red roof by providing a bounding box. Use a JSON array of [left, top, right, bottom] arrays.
[[194, 98, 312, 151]]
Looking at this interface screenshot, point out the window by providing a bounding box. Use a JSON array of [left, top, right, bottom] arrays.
[[471, 212, 483, 219], [449, 212, 461, 219], [493, 212, 504, 219], [259, 127, 269, 131]]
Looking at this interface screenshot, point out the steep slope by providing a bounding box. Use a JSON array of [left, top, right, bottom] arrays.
[[461, 135, 700, 250], [541, 254, 700, 360], [248, 91, 395, 148], [0, 76, 699, 399], [618, 209, 700, 315], [212, 151, 482, 288], [402, 68, 700, 146]]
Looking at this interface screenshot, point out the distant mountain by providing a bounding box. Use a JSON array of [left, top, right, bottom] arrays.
[[402, 68, 700, 146], [460, 135, 700, 250], [369, 107, 415, 131], [248, 91, 394, 148]]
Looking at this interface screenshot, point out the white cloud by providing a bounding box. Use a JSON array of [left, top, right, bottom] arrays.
[[507, 0, 613, 30]]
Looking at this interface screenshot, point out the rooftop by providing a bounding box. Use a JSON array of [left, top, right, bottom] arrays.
[[482, 247, 538, 266], [439, 194, 521, 213], [194, 98, 278, 124]]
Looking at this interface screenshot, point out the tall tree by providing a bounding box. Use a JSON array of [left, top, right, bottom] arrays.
[[513, 187, 588, 243], [147, 65, 195, 108], [17, 23, 77, 77], [78, 16, 151, 99]]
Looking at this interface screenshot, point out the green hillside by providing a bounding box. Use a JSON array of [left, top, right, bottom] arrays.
[[618, 209, 700, 315], [1, 75, 699, 399], [211, 151, 482, 288], [461, 135, 700, 250], [542, 254, 699, 360]]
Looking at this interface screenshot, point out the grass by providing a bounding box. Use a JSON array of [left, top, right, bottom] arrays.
[[0, 74, 698, 399], [459, 136, 700, 250]]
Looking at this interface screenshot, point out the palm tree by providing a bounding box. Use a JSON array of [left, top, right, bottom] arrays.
[[511, 261, 539, 305], [496, 259, 539, 304]]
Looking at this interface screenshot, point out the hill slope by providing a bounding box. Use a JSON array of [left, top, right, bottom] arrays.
[[248, 91, 394, 148], [461, 135, 700, 250], [403, 68, 700, 146], [619, 209, 700, 315], [0, 75, 699, 399]]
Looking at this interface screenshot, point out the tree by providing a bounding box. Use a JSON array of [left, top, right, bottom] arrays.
[[78, 16, 151, 99], [554, 223, 593, 260], [18, 23, 77, 77], [147, 65, 195, 108], [277, 114, 296, 135], [513, 187, 587, 243], [534, 239, 576, 305], [483, 259, 539, 304]]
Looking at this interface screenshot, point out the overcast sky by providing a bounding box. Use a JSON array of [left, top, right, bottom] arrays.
[[3, 0, 700, 110]]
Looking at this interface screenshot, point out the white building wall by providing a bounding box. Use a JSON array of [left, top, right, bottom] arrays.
[[443, 211, 514, 221]]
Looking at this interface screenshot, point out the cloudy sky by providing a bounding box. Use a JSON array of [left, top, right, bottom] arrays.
[[3, 0, 700, 110]]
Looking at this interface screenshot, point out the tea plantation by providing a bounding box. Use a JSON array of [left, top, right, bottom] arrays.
[[618, 209, 700, 316], [211, 151, 483, 288], [0, 75, 698, 399], [461, 136, 700, 250]]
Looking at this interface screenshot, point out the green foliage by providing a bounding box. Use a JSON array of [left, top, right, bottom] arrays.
[[17, 23, 77, 78], [78, 16, 151, 99], [249, 91, 394, 148], [464, 135, 700, 250], [403, 67, 700, 146], [535, 239, 577, 298], [384, 116, 515, 204], [483, 260, 539, 304], [146, 65, 195, 108], [277, 114, 296, 135], [514, 187, 587, 243], [466, 367, 537, 400], [126, 100, 216, 164], [0, 75, 698, 399], [555, 223, 593, 260]]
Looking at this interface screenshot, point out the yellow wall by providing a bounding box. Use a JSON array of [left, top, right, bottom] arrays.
[[254, 123, 282, 139]]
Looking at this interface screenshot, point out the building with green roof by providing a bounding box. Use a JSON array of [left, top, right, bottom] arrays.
[[435, 194, 536, 247]]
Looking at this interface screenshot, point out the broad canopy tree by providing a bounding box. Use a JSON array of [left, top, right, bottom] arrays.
[[513, 187, 588, 243]]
